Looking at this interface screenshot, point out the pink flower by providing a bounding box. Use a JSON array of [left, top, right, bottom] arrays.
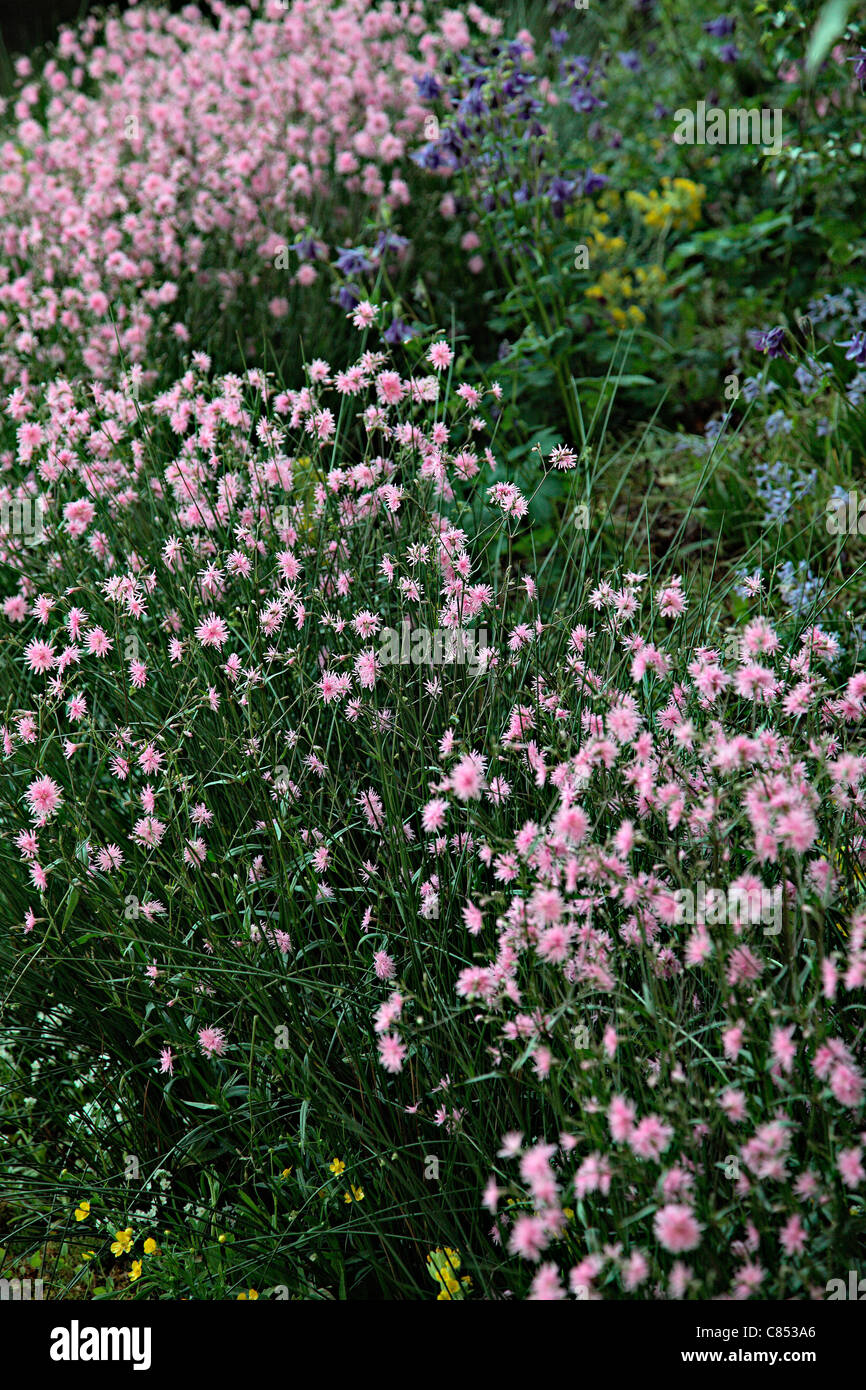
[[553, 803, 588, 843], [838, 1147, 865, 1188], [197, 1026, 227, 1058], [195, 613, 229, 650], [25, 775, 63, 821], [508, 1213, 549, 1261], [24, 639, 56, 673], [629, 1115, 674, 1162], [775, 807, 817, 854], [375, 371, 405, 405], [528, 1262, 566, 1300], [85, 627, 113, 657], [451, 754, 485, 801], [373, 951, 395, 981], [778, 1214, 807, 1256], [830, 1063, 864, 1108], [654, 1204, 703, 1253], [608, 1095, 636, 1143], [428, 340, 454, 370], [622, 1250, 650, 1290], [378, 1032, 406, 1073], [422, 797, 448, 833]]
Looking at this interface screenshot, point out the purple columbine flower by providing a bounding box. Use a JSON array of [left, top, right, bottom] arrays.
[[547, 177, 578, 217], [336, 284, 360, 310], [748, 326, 789, 360], [410, 143, 450, 172], [459, 85, 488, 118], [383, 317, 415, 345], [569, 86, 605, 113], [618, 50, 642, 73], [295, 237, 321, 263], [374, 231, 408, 257], [840, 332, 866, 367], [703, 16, 736, 37], [414, 73, 441, 100], [551, 29, 569, 52], [718, 43, 740, 63], [848, 49, 866, 81], [582, 169, 609, 195], [335, 246, 373, 275]]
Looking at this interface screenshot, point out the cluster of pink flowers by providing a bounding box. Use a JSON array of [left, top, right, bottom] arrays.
[[3, 289, 865, 1295], [0, 0, 480, 386], [371, 572, 866, 1297], [0, 304, 509, 1076]]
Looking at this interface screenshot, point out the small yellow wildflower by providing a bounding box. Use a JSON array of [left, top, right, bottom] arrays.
[[237, 1289, 259, 1300], [130, 1260, 142, 1282], [427, 1247, 469, 1301], [74, 1200, 91, 1222], [343, 1184, 364, 1204], [281, 1167, 292, 1179], [143, 1238, 158, 1255], [328, 1157, 346, 1176], [110, 1229, 133, 1257]]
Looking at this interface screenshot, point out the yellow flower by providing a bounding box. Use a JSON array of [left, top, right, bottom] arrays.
[[343, 1184, 364, 1203], [74, 1200, 91, 1222], [130, 1260, 142, 1282], [81, 1251, 96, 1261], [238, 1289, 259, 1300], [281, 1167, 292, 1179], [143, 1238, 158, 1255], [218, 1233, 228, 1244], [328, 1157, 346, 1176], [110, 1229, 133, 1257], [427, 1246, 468, 1298]]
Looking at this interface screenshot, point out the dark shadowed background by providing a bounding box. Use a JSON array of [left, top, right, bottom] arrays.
[[0, 0, 199, 83]]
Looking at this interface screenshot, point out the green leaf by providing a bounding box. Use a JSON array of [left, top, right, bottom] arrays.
[[61, 886, 80, 930], [806, 0, 854, 74]]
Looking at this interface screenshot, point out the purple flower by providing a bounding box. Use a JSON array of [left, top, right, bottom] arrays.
[[569, 85, 605, 114], [411, 143, 451, 172], [703, 16, 736, 37], [748, 326, 789, 360], [374, 231, 408, 257], [848, 49, 866, 82], [551, 29, 569, 52], [618, 50, 642, 73], [335, 246, 373, 275], [718, 43, 740, 63], [294, 237, 321, 263], [840, 332, 866, 367], [383, 317, 415, 345], [414, 73, 441, 100], [336, 284, 360, 310], [547, 177, 578, 217], [582, 169, 609, 195], [458, 85, 488, 118]]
